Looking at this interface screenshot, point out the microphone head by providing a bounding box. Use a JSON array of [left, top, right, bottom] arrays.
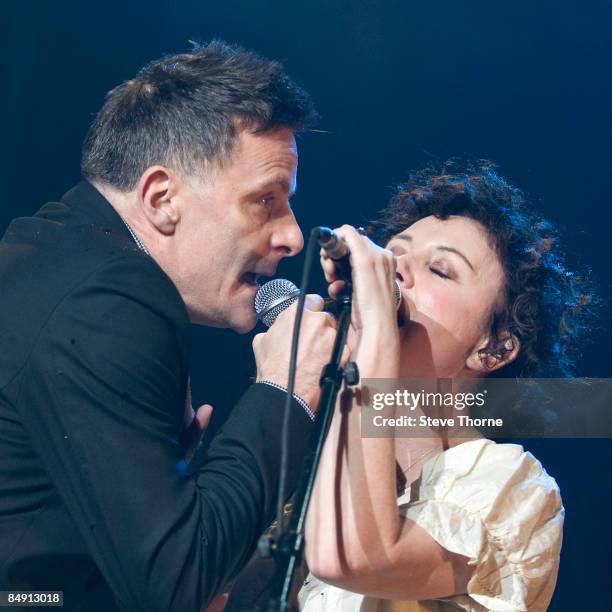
[[254, 278, 402, 327], [254, 278, 300, 327], [393, 279, 401, 309]]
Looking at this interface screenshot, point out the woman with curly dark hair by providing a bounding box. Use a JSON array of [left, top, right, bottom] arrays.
[[300, 161, 594, 611]]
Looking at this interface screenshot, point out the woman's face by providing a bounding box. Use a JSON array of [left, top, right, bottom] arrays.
[[387, 215, 506, 378]]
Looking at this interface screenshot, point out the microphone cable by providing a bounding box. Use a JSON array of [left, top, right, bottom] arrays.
[[274, 226, 321, 541]]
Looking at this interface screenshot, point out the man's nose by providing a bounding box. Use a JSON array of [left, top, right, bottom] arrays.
[[271, 210, 304, 257]]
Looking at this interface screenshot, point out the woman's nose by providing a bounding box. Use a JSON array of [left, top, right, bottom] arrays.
[[395, 256, 415, 289]]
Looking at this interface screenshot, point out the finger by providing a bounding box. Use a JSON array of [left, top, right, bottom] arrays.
[[331, 224, 362, 244], [320, 250, 338, 284], [328, 279, 346, 299], [181, 404, 213, 462], [252, 332, 264, 350], [315, 311, 338, 329], [273, 293, 325, 326], [304, 294, 325, 311], [331, 225, 395, 284], [194, 404, 213, 432], [331, 224, 374, 260], [341, 344, 351, 366]]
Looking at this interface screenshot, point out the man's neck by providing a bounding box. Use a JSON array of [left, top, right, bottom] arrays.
[[93, 181, 155, 256]]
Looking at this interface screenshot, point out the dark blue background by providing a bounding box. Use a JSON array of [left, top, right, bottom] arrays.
[[2, 1, 611, 609]]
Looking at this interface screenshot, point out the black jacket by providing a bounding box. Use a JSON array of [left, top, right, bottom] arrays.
[[0, 181, 313, 611]]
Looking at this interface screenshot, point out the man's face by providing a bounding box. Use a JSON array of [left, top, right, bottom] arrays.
[[170, 127, 302, 332]]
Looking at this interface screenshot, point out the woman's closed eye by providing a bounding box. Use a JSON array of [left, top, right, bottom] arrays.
[[429, 262, 455, 280]]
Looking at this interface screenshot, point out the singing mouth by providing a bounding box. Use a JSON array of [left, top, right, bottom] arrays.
[[242, 272, 261, 287], [242, 271, 275, 287], [397, 310, 407, 328]]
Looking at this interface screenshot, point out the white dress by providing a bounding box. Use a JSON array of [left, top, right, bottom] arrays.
[[298, 439, 564, 612]]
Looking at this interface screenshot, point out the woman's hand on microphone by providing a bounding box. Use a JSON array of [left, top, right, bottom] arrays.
[[320, 225, 400, 376]]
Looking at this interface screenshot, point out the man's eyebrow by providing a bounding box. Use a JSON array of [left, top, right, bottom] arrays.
[[248, 176, 295, 198], [390, 234, 475, 272]]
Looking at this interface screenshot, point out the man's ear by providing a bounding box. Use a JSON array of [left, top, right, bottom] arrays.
[[137, 166, 181, 235], [465, 332, 521, 374]]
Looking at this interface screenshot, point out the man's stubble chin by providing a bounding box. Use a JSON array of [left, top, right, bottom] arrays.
[[187, 295, 258, 334]]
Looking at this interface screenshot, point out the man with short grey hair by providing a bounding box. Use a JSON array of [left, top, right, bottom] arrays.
[[0, 41, 335, 611]]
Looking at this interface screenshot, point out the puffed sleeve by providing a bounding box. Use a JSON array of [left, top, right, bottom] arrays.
[[399, 439, 564, 612]]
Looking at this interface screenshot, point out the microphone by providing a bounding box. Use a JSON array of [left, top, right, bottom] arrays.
[[254, 278, 301, 327], [316, 226, 351, 281], [254, 278, 402, 328]]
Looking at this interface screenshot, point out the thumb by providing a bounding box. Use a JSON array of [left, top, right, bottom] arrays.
[[194, 403, 214, 432], [304, 293, 325, 312]]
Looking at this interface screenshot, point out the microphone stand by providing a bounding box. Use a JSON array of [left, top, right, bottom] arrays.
[[255, 285, 359, 612]]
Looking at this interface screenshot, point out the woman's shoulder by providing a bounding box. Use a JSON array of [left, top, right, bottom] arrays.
[[428, 437, 543, 472], [401, 438, 564, 611], [410, 437, 564, 550], [422, 438, 562, 502]]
